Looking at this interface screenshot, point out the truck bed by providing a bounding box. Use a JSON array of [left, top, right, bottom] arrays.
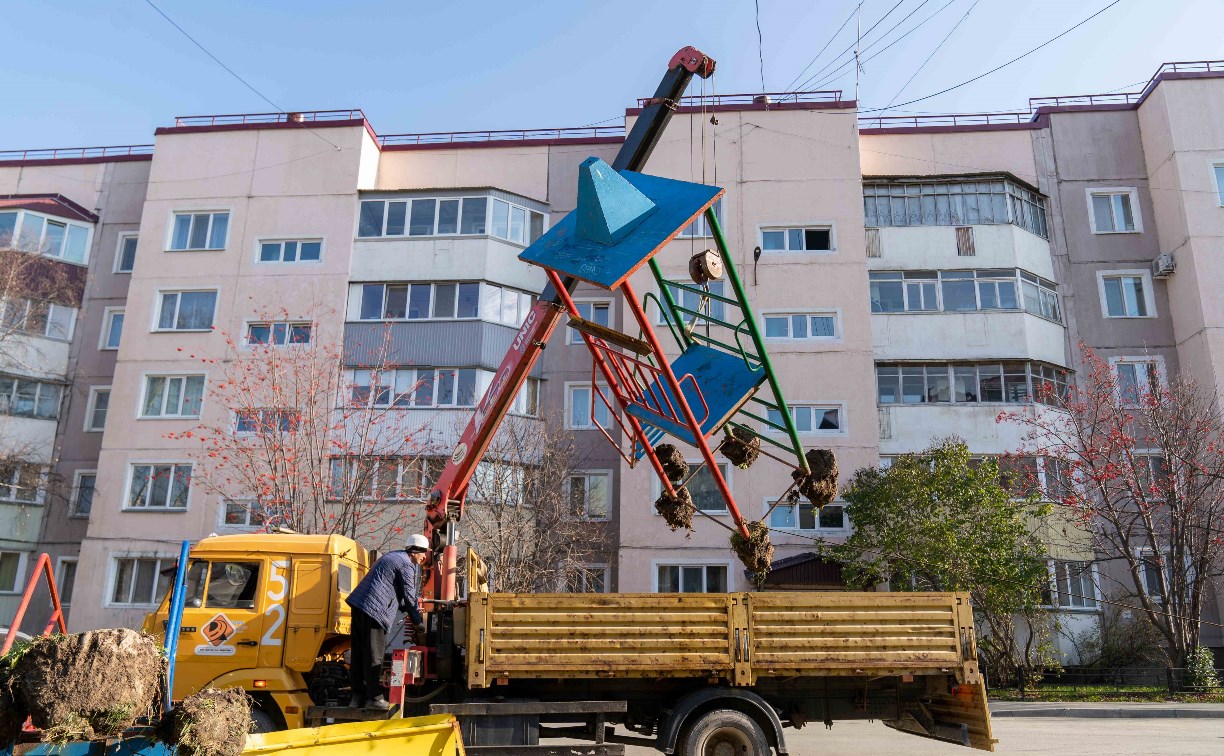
[[465, 591, 982, 687]]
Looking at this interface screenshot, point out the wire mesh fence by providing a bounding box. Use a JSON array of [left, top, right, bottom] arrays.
[[983, 664, 1224, 698]]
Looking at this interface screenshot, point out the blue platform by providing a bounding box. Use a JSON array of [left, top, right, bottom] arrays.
[[3, 737, 171, 755], [519, 158, 723, 290], [625, 345, 765, 447]]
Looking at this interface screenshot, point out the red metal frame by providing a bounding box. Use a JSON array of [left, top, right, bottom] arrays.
[[1, 553, 67, 655]]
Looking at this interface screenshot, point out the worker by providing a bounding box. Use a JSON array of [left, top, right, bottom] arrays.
[[344, 533, 430, 709]]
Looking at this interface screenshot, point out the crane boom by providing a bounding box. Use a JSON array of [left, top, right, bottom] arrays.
[[423, 47, 715, 600]]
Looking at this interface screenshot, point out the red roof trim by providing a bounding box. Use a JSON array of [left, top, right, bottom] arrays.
[[0, 153, 152, 169], [382, 136, 625, 152], [625, 99, 857, 117], [154, 118, 369, 137], [0, 194, 99, 223], [860, 121, 1044, 136]]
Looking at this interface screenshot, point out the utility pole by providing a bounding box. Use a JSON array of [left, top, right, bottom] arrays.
[[855, 1, 862, 102]]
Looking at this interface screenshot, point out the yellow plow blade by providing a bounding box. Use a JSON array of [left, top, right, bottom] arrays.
[[242, 714, 465, 755]]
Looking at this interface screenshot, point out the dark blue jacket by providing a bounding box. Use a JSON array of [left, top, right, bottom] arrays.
[[345, 550, 421, 632]]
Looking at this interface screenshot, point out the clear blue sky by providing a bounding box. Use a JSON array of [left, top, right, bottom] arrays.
[[3, 0, 1222, 149]]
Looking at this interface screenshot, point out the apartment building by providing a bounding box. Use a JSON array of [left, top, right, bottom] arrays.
[[0, 60, 1219, 659]]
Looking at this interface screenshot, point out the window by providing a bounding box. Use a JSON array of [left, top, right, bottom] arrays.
[[195, 561, 261, 609], [568, 385, 611, 430], [1088, 189, 1139, 233], [1099, 272, 1153, 318], [258, 239, 322, 263], [869, 269, 1057, 321], [1136, 548, 1182, 602], [652, 463, 732, 513], [567, 472, 610, 520], [169, 211, 229, 250], [568, 301, 611, 344], [57, 559, 77, 605], [763, 312, 838, 340], [357, 282, 529, 326], [85, 387, 109, 431], [329, 456, 442, 500], [110, 556, 174, 606], [141, 375, 205, 418], [1112, 358, 1162, 405], [1041, 457, 1074, 501], [565, 565, 609, 593], [357, 196, 542, 243], [678, 198, 723, 238], [245, 321, 312, 346], [760, 225, 833, 252], [156, 290, 217, 331], [0, 463, 43, 504], [511, 378, 540, 417], [236, 408, 301, 434], [0, 552, 24, 593], [876, 362, 1068, 406], [766, 404, 843, 434], [126, 463, 192, 510], [1048, 560, 1098, 609], [0, 377, 62, 419], [657, 564, 728, 593], [1214, 162, 1224, 206], [100, 308, 124, 350], [1020, 272, 1060, 321], [863, 177, 1048, 239], [660, 280, 727, 325], [0, 210, 91, 262], [223, 500, 273, 528], [116, 235, 138, 273], [997, 456, 1040, 496], [0, 298, 76, 341], [72, 471, 96, 517], [768, 498, 847, 531], [351, 368, 480, 409]]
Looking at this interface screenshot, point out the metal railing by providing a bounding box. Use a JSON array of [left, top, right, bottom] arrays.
[[858, 112, 1033, 129], [984, 665, 1224, 696], [0, 144, 154, 161], [379, 125, 623, 146], [1030, 60, 1224, 110], [173, 109, 366, 127], [640, 90, 844, 108]]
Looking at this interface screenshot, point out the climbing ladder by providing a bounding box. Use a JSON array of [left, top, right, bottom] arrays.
[[520, 157, 810, 547]]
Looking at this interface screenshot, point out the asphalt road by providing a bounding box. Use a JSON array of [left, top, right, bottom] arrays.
[[609, 715, 1224, 755]]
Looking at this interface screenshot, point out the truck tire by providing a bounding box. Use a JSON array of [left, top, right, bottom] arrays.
[[679, 709, 771, 756], [249, 707, 280, 734]]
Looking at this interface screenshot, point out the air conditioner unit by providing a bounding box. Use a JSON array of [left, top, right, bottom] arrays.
[[1151, 253, 1176, 278]]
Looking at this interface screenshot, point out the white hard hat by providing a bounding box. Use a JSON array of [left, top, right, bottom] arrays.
[[406, 533, 430, 553]]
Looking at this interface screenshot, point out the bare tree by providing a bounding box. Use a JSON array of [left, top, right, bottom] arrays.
[[0, 245, 81, 372], [458, 414, 613, 593], [1002, 345, 1224, 666]]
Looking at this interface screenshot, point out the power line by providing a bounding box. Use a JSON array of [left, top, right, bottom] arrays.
[[781, 1, 863, 94], [861, 0, 1126, 113], [881, 0, 980, 111], [789, 0, 910, 95], [140, 0, 341, 151], [754, 0, 767, 94]]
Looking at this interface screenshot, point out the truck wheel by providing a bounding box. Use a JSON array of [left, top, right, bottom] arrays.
[[679, 709, 771, 756], [249, 707, 280, 734]]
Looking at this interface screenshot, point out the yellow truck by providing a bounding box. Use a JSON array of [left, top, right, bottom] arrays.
[[147, 532, 995, 754]]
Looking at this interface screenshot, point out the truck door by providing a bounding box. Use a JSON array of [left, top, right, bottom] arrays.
[[176, 557, 281, 687]]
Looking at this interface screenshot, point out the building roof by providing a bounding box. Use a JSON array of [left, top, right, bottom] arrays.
[[0, 194, 98, 223]]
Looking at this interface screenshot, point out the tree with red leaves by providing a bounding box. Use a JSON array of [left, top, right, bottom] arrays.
[[1001, 344, 1224, 667], [167, 305, 432, 551]]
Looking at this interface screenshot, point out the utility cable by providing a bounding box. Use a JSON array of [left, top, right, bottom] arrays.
[[141, 0, 341, 151], [754, 0, 767, 94], [881, 0, 980, 111], [781, 1, 863, 94], [788, 0, 909, 97]]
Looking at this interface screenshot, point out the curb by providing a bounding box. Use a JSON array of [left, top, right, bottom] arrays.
[[990, 706, 1224, 719]]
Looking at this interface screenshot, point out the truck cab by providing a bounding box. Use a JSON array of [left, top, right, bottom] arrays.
[[143, 533, 370, 730]]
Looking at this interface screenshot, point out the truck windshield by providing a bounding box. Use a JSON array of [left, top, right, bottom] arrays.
[[183, 560, 261, 609]]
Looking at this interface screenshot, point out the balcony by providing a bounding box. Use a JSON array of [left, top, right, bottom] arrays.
[[878, 402, 1053, 455]]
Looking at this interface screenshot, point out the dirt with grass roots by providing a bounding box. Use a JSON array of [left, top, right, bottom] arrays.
[[721, 427, 760, 469], [655, 487, 696, 531], [794, 448, 839, 506], [164, 687, 250, 756], [731, 520, 774, 576], [656, 443, 689, 482]]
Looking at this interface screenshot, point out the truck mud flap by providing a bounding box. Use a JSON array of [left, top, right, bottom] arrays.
[[884, 683, 996, 752]]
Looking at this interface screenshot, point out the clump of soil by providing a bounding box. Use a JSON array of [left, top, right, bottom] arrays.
[[793, 448, 839, 507], [0, 658, 26, 745], [656, 443, 689, 483], [5, 629, 164, 743], [164, 687, 250, 756], [655, 487, 696, 532], [731, 520, 774, 577], [721, 427, 761, 469]]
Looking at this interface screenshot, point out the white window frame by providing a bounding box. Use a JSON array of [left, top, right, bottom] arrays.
[[255, 237, 325, 264], [356, 195, 546, 243], [651, 461, 733, 515], [652, 559, 733, 593], [138, 373, 206, 419], [677, 198, 725, 239], [114, 233, 138, 273], [1043, 559, 1101, 611], [567, 299, 613, 345], [565, 470, 612, 521], [70, 470, 96, 518], [765, 496, 850, 533], [123, 462, 193, 511], [0, 299, 78, 342], [166, 210, 230, 251], [219, 499, 272, 530], [766, 402, 847, 436], [1096, 270, 1156, 319], [565, 382, 612, 430], [0, 550, 29, 594], [0, 463, 46, 505], [242, 319, 313, 347], [99, 307, 124, 350], [349, 367, 483, 409], [106, 553, 176, 607], [1086, 188, 1142, 234], [84, 386, 110, 432], [1109, 356, 1166, 407], [565, 563, 610, 593], [153, 289, 219, 332], [55, 556, 78, 606], [761, 309, 841, 342], [1211, 160, 1224, 207], [0, 209, 93, 264], [757, 222, 837, 253]]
